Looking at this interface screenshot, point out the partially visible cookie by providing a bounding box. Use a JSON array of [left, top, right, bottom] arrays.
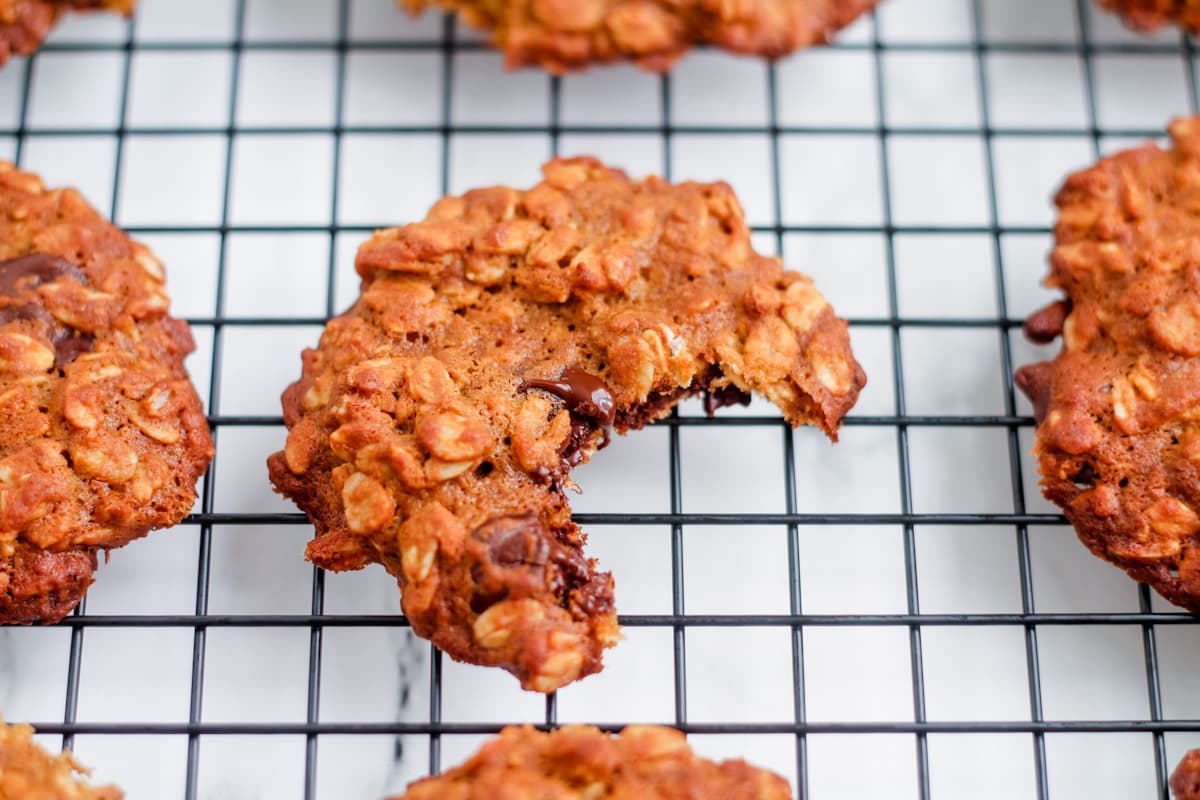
[[1175, 750, 1200, 800], [0, 1, 136, 66], [1097, 0, 1200, 34], [0, 716, 123, 799], [269, 157, 864, 692], [0, 162, 213, 624], [1015, 117, 1200, 612], [392, 725, 792, 799], [400, 0, 879, 73]]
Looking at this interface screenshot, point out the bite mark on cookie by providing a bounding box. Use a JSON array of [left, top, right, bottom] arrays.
[[268, 157, 864, 691]]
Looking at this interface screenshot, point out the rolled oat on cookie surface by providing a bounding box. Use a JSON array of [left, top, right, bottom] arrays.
[[1016, 117, 1200, 614], [268, 156, 864, 692]]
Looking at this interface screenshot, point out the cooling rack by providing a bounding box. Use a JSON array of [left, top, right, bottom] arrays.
[[1, 0, 1200, 797]]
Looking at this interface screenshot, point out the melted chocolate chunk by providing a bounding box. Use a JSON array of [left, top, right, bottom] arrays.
[[572, 578, 614, 617], [1023, 299, 1072, 345], [52, 331, 94, 368], [550, 544, 608, 616], [0, 302, 51, 326], [703, 384, 752, 416], [561, 417, 606, 468], [474, 514, 551, 567], [0, 254, 95, 368], [0, 302, 93, 367], [615, 383, 696, 430], [551, 546, 590, 583], [523, 366, 616, 427], [0, 253, 86, 297], [471, 513, 604, 616]]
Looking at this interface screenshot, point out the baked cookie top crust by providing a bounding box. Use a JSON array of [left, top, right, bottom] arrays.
[[1097, 0, 1200, 34], [0, 1, 135, 66], [400, 0, 879, 72], [0, 162, 213, 624], [392, 725, 792, 799], [0, 717, 123, 799], [268, 156, 864, 692], [1016, 118, 1200, 612]]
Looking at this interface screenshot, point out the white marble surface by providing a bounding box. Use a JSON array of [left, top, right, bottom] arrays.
[[1, 0, 1200, 798]]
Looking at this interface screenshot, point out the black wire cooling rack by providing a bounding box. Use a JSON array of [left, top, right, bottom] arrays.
[[3, 0, 1200, 798]]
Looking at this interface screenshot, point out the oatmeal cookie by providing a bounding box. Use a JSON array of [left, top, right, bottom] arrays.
[[0, 162, 213, 624], [268, 156, 864, 692], [392, 725, 792, 799], [0, 716, 123, 799], [1175, 750, 1200, 800], [1097, 0, 1200, 34], [400, 0, 879, 73], [1015, 117, 1200, 613], [0, 1, 136, 66]]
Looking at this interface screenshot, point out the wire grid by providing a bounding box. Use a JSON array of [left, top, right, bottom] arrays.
[[0, 0, 1199, 797]]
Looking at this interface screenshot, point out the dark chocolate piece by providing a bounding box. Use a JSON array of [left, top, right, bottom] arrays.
[[475, 514, 551, 567], [0, 255, 96, 368], [703, 384, 753, 416], [0, 302, 51, 325], [524, 367, 617, 428], [52, 331, 94, 368], [0, 253, 86, 296]]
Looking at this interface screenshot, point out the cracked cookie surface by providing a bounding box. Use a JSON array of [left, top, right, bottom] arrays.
[[268, 157, 864, 692], [0, 1, 135, 66], [0, 716, 123, 799], [391, 725, 792, 799], [400, 0, 879, 72], [1097, 0, 1200, 34], [0, 162, 213, 624], [1016, 117, 1200, 613]]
